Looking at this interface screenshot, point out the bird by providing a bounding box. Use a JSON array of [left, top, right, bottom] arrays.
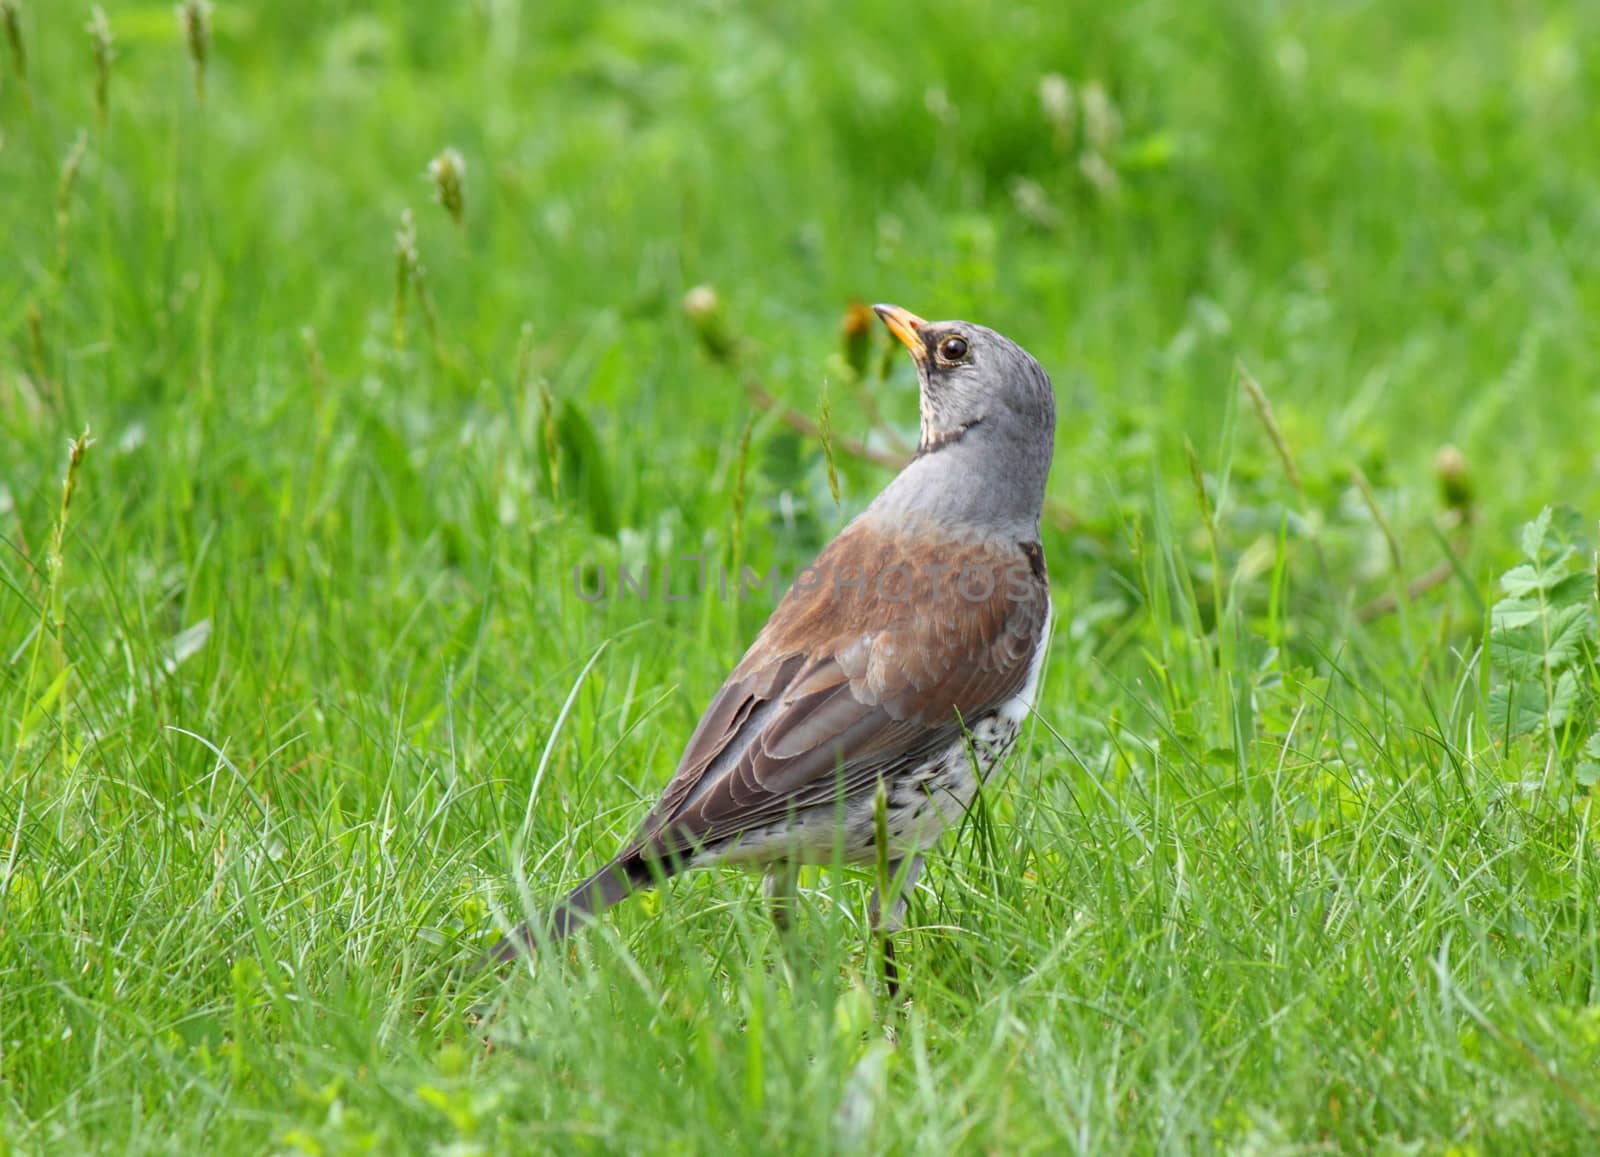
[[490, 304, 1056, 990]]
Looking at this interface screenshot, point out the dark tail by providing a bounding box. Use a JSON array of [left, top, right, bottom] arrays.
[[484, 855, 654, 965]]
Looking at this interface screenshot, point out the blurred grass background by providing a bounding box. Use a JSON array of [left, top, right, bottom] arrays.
[[3, 0, 1600, 1151]]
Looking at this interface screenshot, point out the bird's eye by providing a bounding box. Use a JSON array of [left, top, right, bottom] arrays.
[[938, 335, 969, 361]]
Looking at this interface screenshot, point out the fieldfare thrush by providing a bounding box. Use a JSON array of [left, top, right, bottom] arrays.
[[491, 305, 1056, 990]]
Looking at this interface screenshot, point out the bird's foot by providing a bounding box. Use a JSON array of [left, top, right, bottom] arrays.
[[881, 935, 900, 999], [869, 854, 923, 1001]]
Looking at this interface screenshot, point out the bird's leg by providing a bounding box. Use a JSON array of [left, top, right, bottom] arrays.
[[761, 858, 801, 932], [868, 853, 923, 999]]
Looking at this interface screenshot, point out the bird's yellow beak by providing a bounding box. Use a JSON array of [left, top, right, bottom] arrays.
[[873, 303, 929, 364]]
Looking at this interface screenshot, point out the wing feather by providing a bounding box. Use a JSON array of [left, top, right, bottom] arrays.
[[623, 521, 1049, 863]]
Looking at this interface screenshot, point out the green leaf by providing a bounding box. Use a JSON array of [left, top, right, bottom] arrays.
[[1497, 563, 1543, 598], [1489, 670, 1581, 739], [1489, 680, 1549, 739], [1489, 595, 1546, 632], [1521, 505, 1553, 561], [1489, 604, 1593, 678], [1546, 571, 1596, 611], [1487, 509, 1598, 756], [1542, 603, 1596, 670], [1547, 504, 1590, 547], [1499, 554, 1576, 598], [1578, 733, 1600, 787]]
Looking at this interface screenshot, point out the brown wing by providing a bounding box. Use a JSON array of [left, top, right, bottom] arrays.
[[623, 520, 1049, 862]]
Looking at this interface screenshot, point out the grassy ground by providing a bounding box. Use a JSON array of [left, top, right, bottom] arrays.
[[4, 0, 1600, 1151]]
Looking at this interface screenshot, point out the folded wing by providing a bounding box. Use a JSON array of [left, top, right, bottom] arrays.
[[624, 522, 1049, 863]]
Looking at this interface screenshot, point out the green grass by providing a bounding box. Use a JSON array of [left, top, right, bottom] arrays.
[[4, 0, 1600, 1151]]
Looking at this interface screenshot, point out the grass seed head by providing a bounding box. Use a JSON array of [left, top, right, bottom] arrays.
[[391, 208, 440, 346], [819, 378, 841, 513], [1435, 444, 1473, 522], [429, 147, 466, 226], [841, 300, 874, 376], [1239, 365, 1304, 496], [56, 131, 87, 224], [1039, 72, 1075, 150], [1078, 149, 1120, 198], [50, 427, 95, 576], [54, 131, 87, 278], [1010, 175, 1061, 230], [683, 284, 735, 364], [683, 283, 719, 321], [2, 0, 24, 84], [1039, 72, 1074, 126], [924, 85, 957, 127], [1081, 81, 1121, 151], [176, 0, 211, 100], [88, 6, 113, 127]]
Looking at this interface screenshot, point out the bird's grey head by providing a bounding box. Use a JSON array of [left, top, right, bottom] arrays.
[[871, 304, 1056, 533]]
